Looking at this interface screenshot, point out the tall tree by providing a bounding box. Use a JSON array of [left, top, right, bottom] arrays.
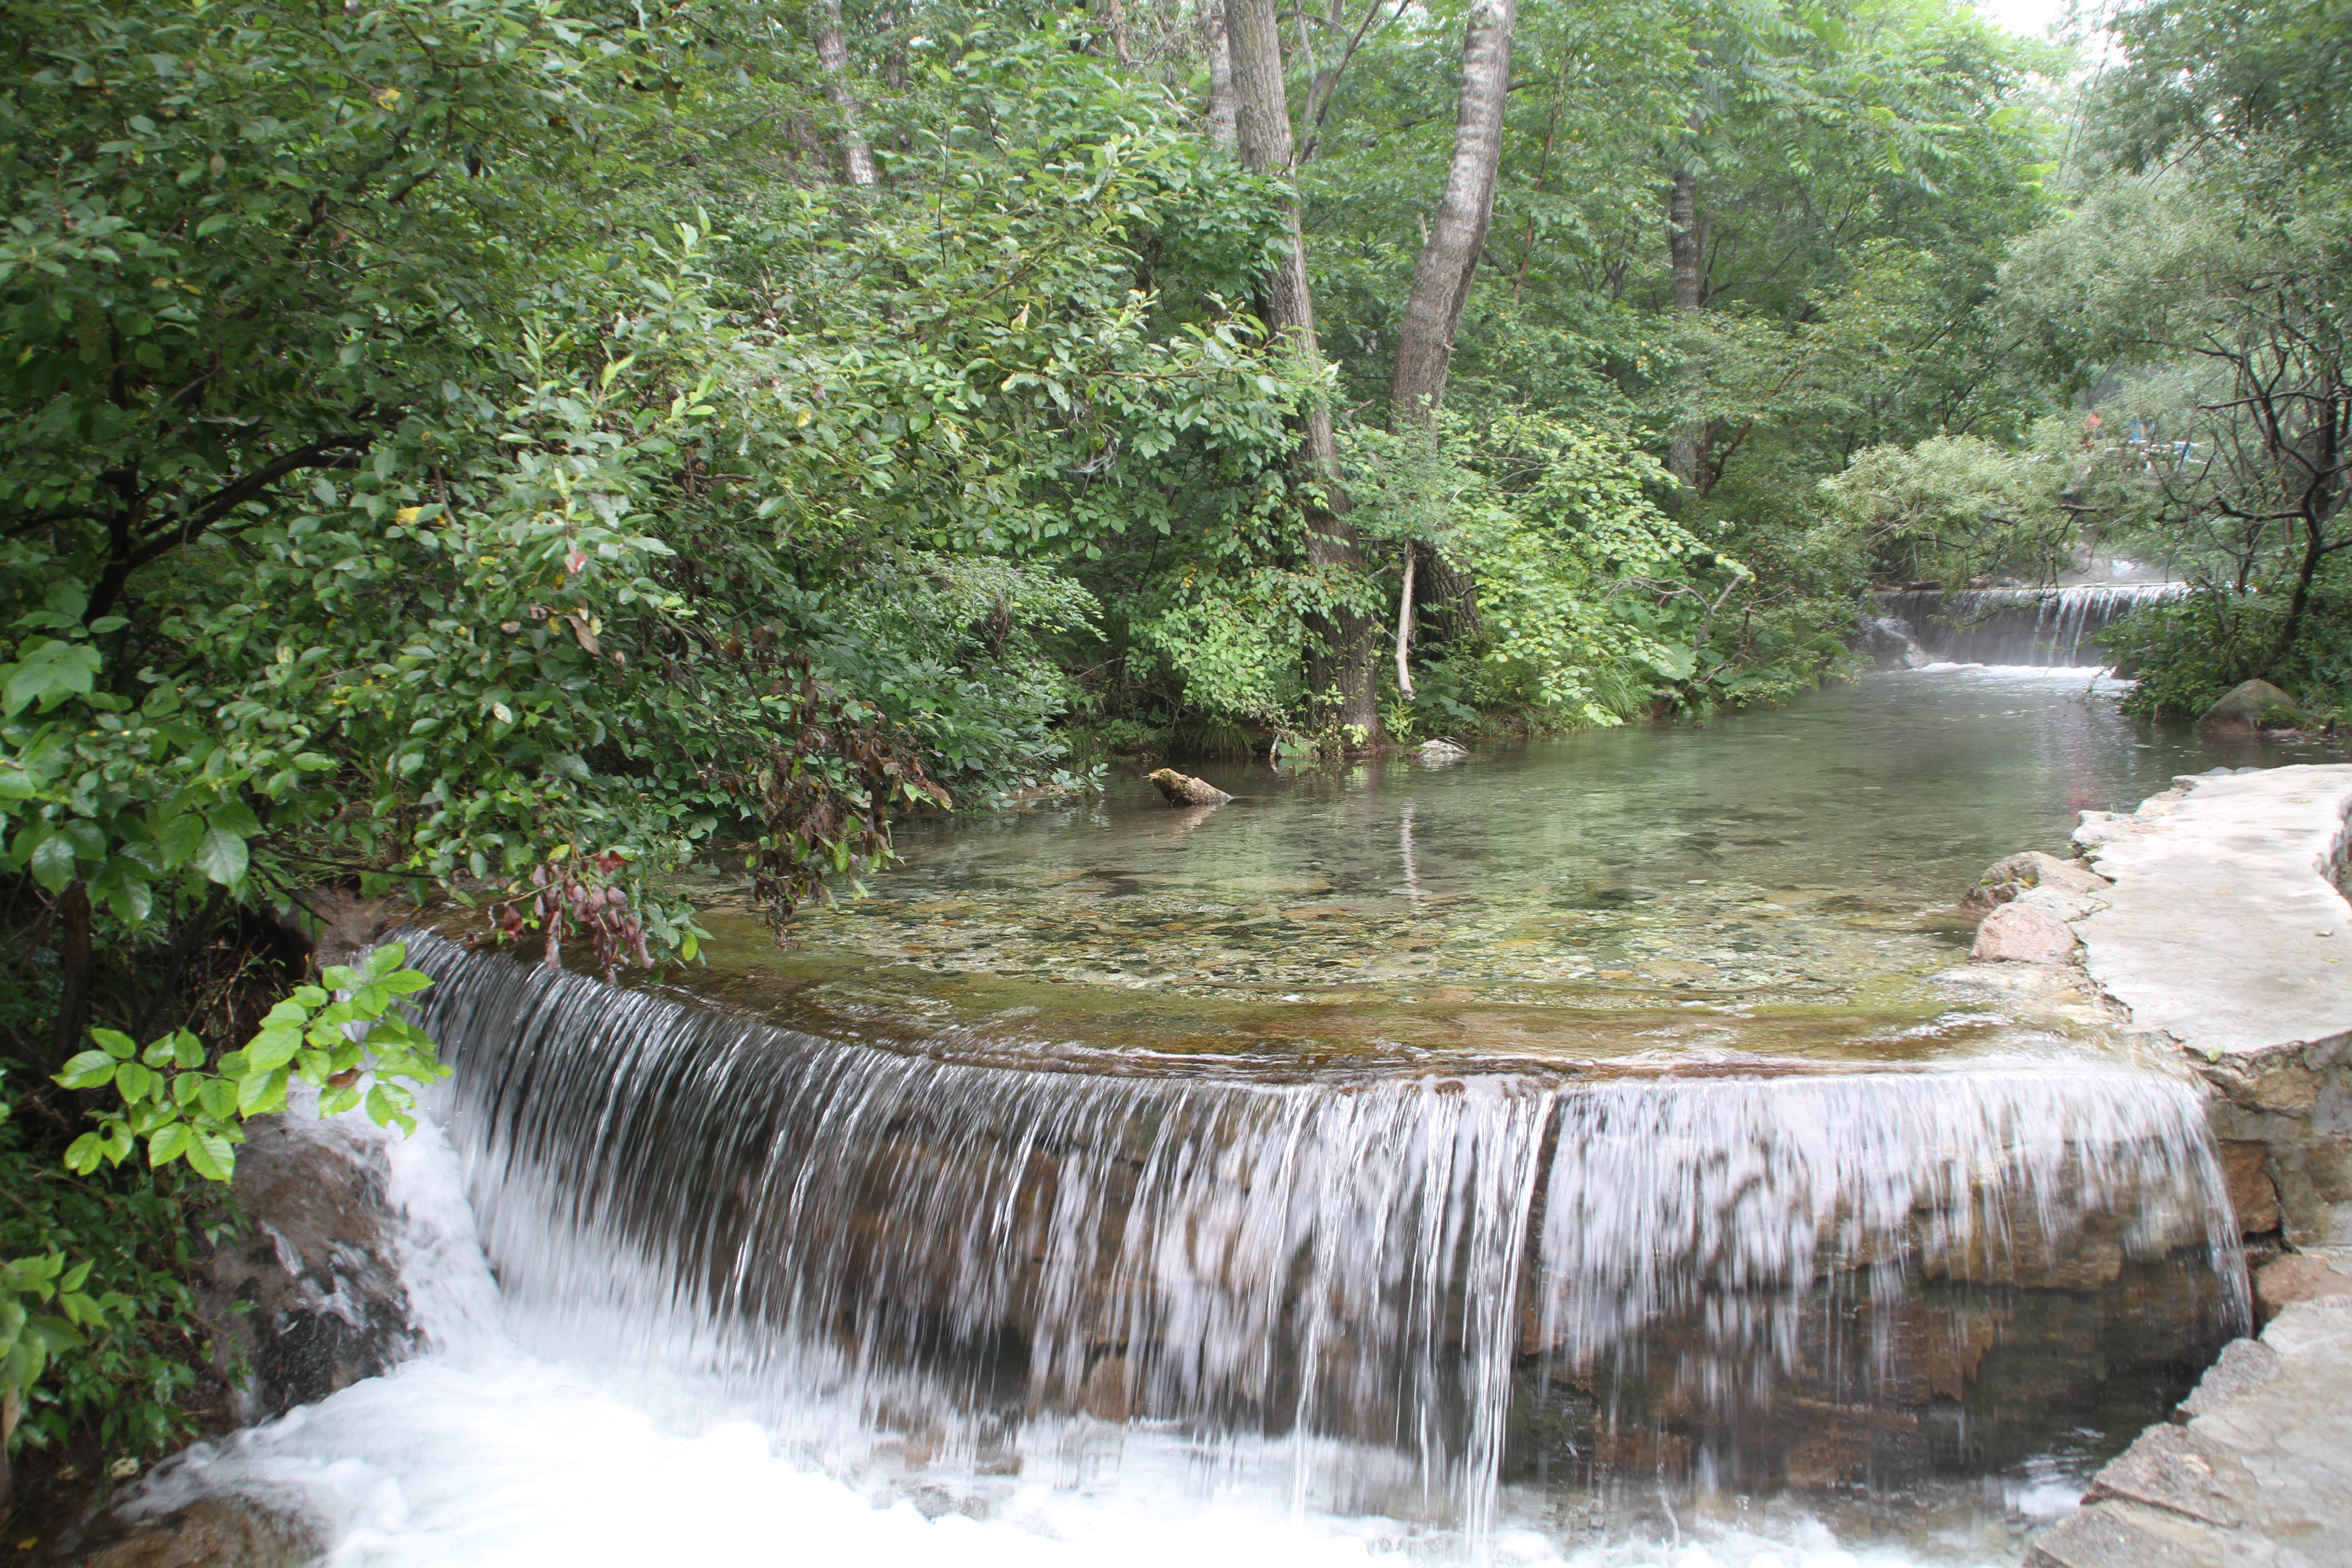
[[1387, 0, 1518, 682], [1388, 0, 1518, 430], [1226, 0, 1382, 736], [1202, 0, 1239, 146], [817, 0, 878, 187]]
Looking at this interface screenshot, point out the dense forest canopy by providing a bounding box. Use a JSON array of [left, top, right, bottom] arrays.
[[0, 0, 2346, 1493]]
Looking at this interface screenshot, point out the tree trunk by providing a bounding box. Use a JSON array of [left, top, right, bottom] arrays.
[[1226, 0, 1381, 739], [1203, 0, 1239, 146], [1387, 0, 1514, 430], [1393, 543, 1418, 699], [1102, 0, 1134, 67], [1666, 162, 1705, 490], [1382, 0, 1513, 681], [50, 878, 92, 1075], [817, 0, 878, 188]]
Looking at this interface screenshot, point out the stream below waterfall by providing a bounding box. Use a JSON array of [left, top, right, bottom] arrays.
[[132, 668, 2343, 1567]]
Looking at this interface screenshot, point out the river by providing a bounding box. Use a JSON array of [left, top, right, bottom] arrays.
[[133, 667, 2332, 1567]]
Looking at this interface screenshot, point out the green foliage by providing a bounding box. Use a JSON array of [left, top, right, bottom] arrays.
[[1818, 434, 2070, 585], [0, 1072, 209, 1460], [53, 943, 444, 1182]]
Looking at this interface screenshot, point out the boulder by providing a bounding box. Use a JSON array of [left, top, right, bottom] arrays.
[[1146, 769, 1231, 807], [83, 1496, 322, 1568], [1416, 738, 1469, 761], [1971, 901, 2078, 964], [206, 1116, 413, 1421], [1963, 849, 2112, 913], [2252, 1254, 2352, 1323], [2195, 678, 2302, 736]]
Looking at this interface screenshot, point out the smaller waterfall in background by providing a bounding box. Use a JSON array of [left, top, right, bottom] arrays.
[[1870, 585, 2186, 668], [400, 934, 2247, 1544]]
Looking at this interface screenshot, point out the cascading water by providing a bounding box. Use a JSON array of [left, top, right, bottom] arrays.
[[394, 931, 2246, 1547], [1871, 585, 2185, 667]]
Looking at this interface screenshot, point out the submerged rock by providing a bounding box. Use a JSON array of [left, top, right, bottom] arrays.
[[1416, 737, 1470, 761], [1145, 768, 1231, 807], [2195, 678, 2302, 735], [1971, 901, 2078, 964]]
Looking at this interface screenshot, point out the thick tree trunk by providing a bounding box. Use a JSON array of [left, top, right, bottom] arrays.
[[1387, 0, 1514, 430], [817, 0, 878, 188], [1666, 162, 1705, 490], [1203, 0, 1239, 145], [50, 878, 92, 1075], [1226, 0, 1381, 739]]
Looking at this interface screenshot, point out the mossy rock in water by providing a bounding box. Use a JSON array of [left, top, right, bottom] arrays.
[[2195, 678, 2302, 735]]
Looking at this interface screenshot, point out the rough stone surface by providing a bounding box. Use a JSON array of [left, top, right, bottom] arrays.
[[2197, 678, 2303, 736], [2072, 764, 2352, 1058], [206, 1115, 413, 1421], [1964, 849, 2113, 912], [2025, 1302, 2352, 1568], [2221, 1141, 2285, 1235], [2254, 1254, 2352, 1323], [76, 1495, 322, 1568], [1971, 901, 2079, 964], [1145, 768, 1231, 807]]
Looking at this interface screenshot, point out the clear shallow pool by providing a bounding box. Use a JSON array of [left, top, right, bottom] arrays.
[[677, 667, 2323, 1070]]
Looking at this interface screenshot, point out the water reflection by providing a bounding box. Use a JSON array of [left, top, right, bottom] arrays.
[[676, 669, 2329, 1069]]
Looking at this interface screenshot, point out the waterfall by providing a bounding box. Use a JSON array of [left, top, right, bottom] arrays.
[[403, 934, 2246, 1539], [1871, 585, 2185, 667]]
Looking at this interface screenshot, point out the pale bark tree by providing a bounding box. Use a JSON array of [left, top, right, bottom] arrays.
[[816, 0, 878, 188], [1202, 0, 1239, 146], [1385, 0, 1514, 680], [1225, 0, 1382, 738], [1387, 0, 1514, 430]]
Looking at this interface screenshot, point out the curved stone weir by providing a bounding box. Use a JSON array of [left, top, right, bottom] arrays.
[[1873, 585, 2184, 667], [408, 933, 2249, 1544]]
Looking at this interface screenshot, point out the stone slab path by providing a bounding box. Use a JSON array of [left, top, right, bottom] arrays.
[[2025, 1299, 2352, 1567], [2074, 764, 2352, 1057]]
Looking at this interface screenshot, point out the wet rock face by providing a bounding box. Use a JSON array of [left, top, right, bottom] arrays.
[[206, 1117, 413, 1420], [2200, 1038, 2352, 1250], [77, 1495, 322, 1568]]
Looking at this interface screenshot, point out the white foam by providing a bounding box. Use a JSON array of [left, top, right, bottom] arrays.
[[124, 1105, 2023, 1568]]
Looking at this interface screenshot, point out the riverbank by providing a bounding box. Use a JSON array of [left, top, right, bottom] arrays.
[[1978, 764, 2352, 1566]]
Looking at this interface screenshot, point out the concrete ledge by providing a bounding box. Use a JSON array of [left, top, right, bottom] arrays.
[[2024, 1302, 2352, 1568], [2073, 764, 2352, 1058], [2055, 765, 2352, 1250]]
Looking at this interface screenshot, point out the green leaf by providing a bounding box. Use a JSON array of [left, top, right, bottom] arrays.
[[54, 1050, 120, 1090], [92, 1029, 137, 1061], [155, 812, 208, 868], [193, 823, 249, 886], [147, 1123, 191, 1167], [244, 1028, 303, 1071], [184, 1132, 235, 1182]]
